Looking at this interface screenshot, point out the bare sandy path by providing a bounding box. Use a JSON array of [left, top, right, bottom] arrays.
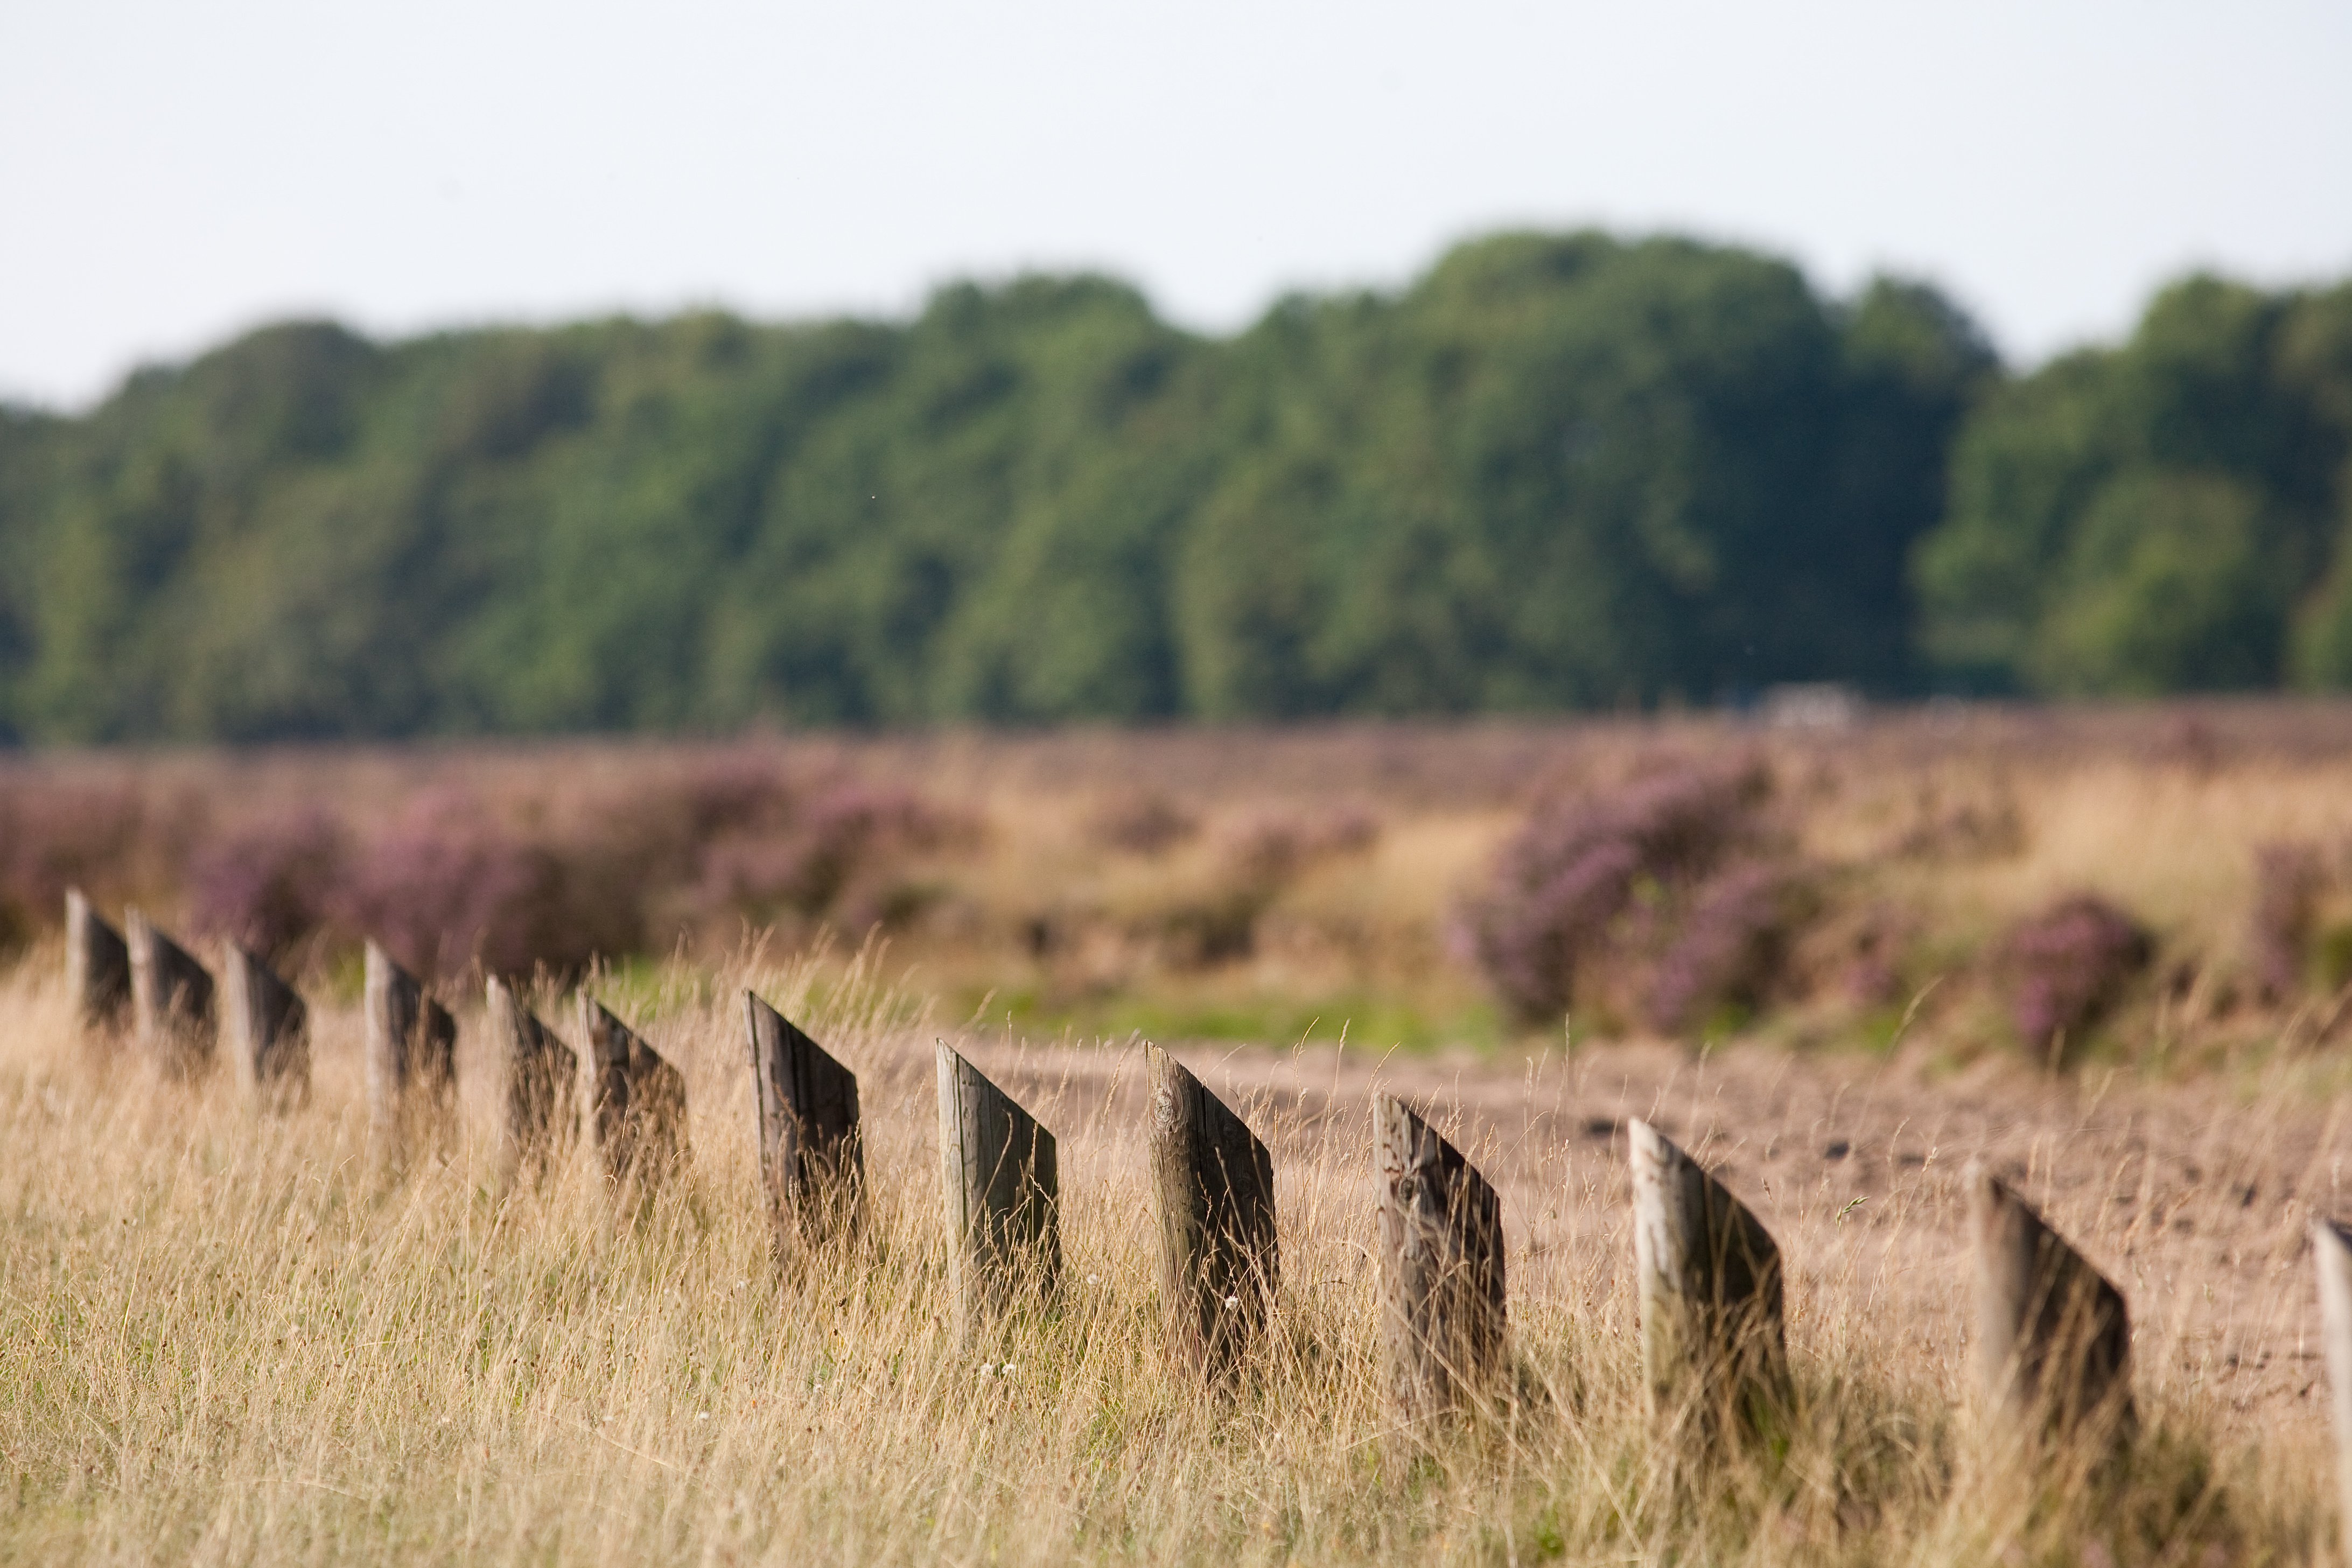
[[917, 1032, 2352, 1437]]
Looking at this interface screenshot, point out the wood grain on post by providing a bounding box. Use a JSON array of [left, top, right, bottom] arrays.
[[1375, 1094, 1506, 1422], [747, 992, 862, 1260], [487, 976, 577, 1176], [1146, 1042, 1278, 1376], [1969, 1163, 2133, 1441], [1628, 1119, 1788, 1427], [65, 889, 131, 1034], [363, 941, 457, 1149], [126, 909, 216, 1077], [582, 999, 687, 1189], [936, 1041, 1060, 1330], [2313, 1218, 2352, 1563], [222, 942, 308, 1103]]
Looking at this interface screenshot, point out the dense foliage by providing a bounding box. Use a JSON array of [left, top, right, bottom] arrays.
[[1916, 275, 2352, 694], [0, 232, 1990, 740], [2, 229, 2346, 740]]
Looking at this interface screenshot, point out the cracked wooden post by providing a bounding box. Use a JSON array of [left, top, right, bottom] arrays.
[[2312, 1218, 2352, 1563], [747, 992, 862, 1262], [127, 908, 216, 1077], [364, 941, 456, 1153], [222, 942, 307, 1104], [1969, 1163, 2133, 1443], [1629, 1119, 1788, 1430], [1376, 1094, 1506, 1422], [582, 999, 687, 1189], [936, 1041, 1059, 1333], [66, 889, 131, 1036], [1147, 1042, 1278, 1377], [487, 976, 576, 1178]]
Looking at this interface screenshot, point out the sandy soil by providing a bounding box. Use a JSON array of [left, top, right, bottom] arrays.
[[921, 1031, 2352, 1439]]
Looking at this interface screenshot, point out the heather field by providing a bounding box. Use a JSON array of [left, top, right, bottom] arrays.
[[11, 703, 2352, 1564]]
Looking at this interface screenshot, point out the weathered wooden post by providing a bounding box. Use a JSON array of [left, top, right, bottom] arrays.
[[582, 999, 687, 1189], [364, 941, 457, 1150], [1147, 1042, 1278, 1376], [1375, 1094, 1506, 1421], [487, 976, 576, 1177], [2312, 1219, 2352, 1562], [126, 908, 216, 1077], [936, 1041, 1059, 1331], [747, 992, 862, 1260], [1969, 1163, 2133, 1441], [1629, 1119, 1788, 1429], [222, 942, 308, 1103], [65, 889, 131, 1034]]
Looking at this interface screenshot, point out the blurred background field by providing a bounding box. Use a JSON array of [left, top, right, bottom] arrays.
[[16, 699, 2352, 1077]]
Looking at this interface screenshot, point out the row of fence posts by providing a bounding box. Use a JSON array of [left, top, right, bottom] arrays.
[[67, 891, 687, 1184], [55, 891, 2352, 1539]]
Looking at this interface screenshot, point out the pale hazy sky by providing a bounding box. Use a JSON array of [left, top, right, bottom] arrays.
[[3, 0, 2348, 409]]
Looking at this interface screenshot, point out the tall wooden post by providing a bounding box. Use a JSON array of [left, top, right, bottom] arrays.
[[1629, 1119, 1787, 1428], [127, 909, 216, 1077], [2312, 1219, 2352, 1564], [364, 941, 456, 1150], [487, 976, 577, 1177], [1969, 1164, 2133, 1441], [747, 992, 862, 1260], [582, 1000, 687, 1188], [66, 889, 131, 1034], [1375, 1095, 1506, 1421], [936, 1041, 1059, 1331], [1147, 1042, 1278, 1376], [222, 942, 308, 1103]]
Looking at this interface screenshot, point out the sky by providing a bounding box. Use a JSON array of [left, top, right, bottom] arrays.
[[3, 0, 2348, 410]]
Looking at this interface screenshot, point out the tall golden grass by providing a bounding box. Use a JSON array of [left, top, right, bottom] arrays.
[[1, 926, 2341, 1564]]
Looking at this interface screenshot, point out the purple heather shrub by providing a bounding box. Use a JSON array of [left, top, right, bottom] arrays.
[[1462, 762, 1768, 1022], [1645, 862, 1802, 1033], [186, 806, 347, 957], [696, 781, 953, 929], [1840, 904, 1914, 1009], [333, 789, 567, 977], [2249, 841, 2323, 1003], [669, 750, 798, 841], [2000, 893, 2152, 1060], [0, 779, 150, 928], [1089, 791, 1200, 856], [572, 750, 800, 891]]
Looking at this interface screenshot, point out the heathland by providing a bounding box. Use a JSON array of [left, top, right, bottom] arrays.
[[1, 231, 2348, 741], [9, 706, 2352, 1563]]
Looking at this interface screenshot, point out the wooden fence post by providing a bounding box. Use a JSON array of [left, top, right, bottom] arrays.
[[1968, 1163, 2133, 1441], [222, 942, 308, 1103], [364, 941, 456, 1150], [2312, 1219, 2352, 1564], [1147, 1042, 1278, 1377], [1375, 1094, 1506, 1422], [127, 908, 216, 1077], [581, 999, 687, 1189], [747, 992, 862, 1261], [487, 976, 576, 1177], [1628, 1119, 1788, 1429], [66, 889, 131, 1034], [936, 1041, 1059, 1331]]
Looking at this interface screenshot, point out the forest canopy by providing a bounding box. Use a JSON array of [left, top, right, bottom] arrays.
[[0, 229, 2345, 742]]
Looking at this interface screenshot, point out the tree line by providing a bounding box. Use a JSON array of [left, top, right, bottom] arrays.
[[0, 229, 2345, 741]]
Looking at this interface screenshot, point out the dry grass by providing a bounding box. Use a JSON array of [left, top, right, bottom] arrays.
[[13, 704, 2352, 1560], [1, 926, 2345, 1564]]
